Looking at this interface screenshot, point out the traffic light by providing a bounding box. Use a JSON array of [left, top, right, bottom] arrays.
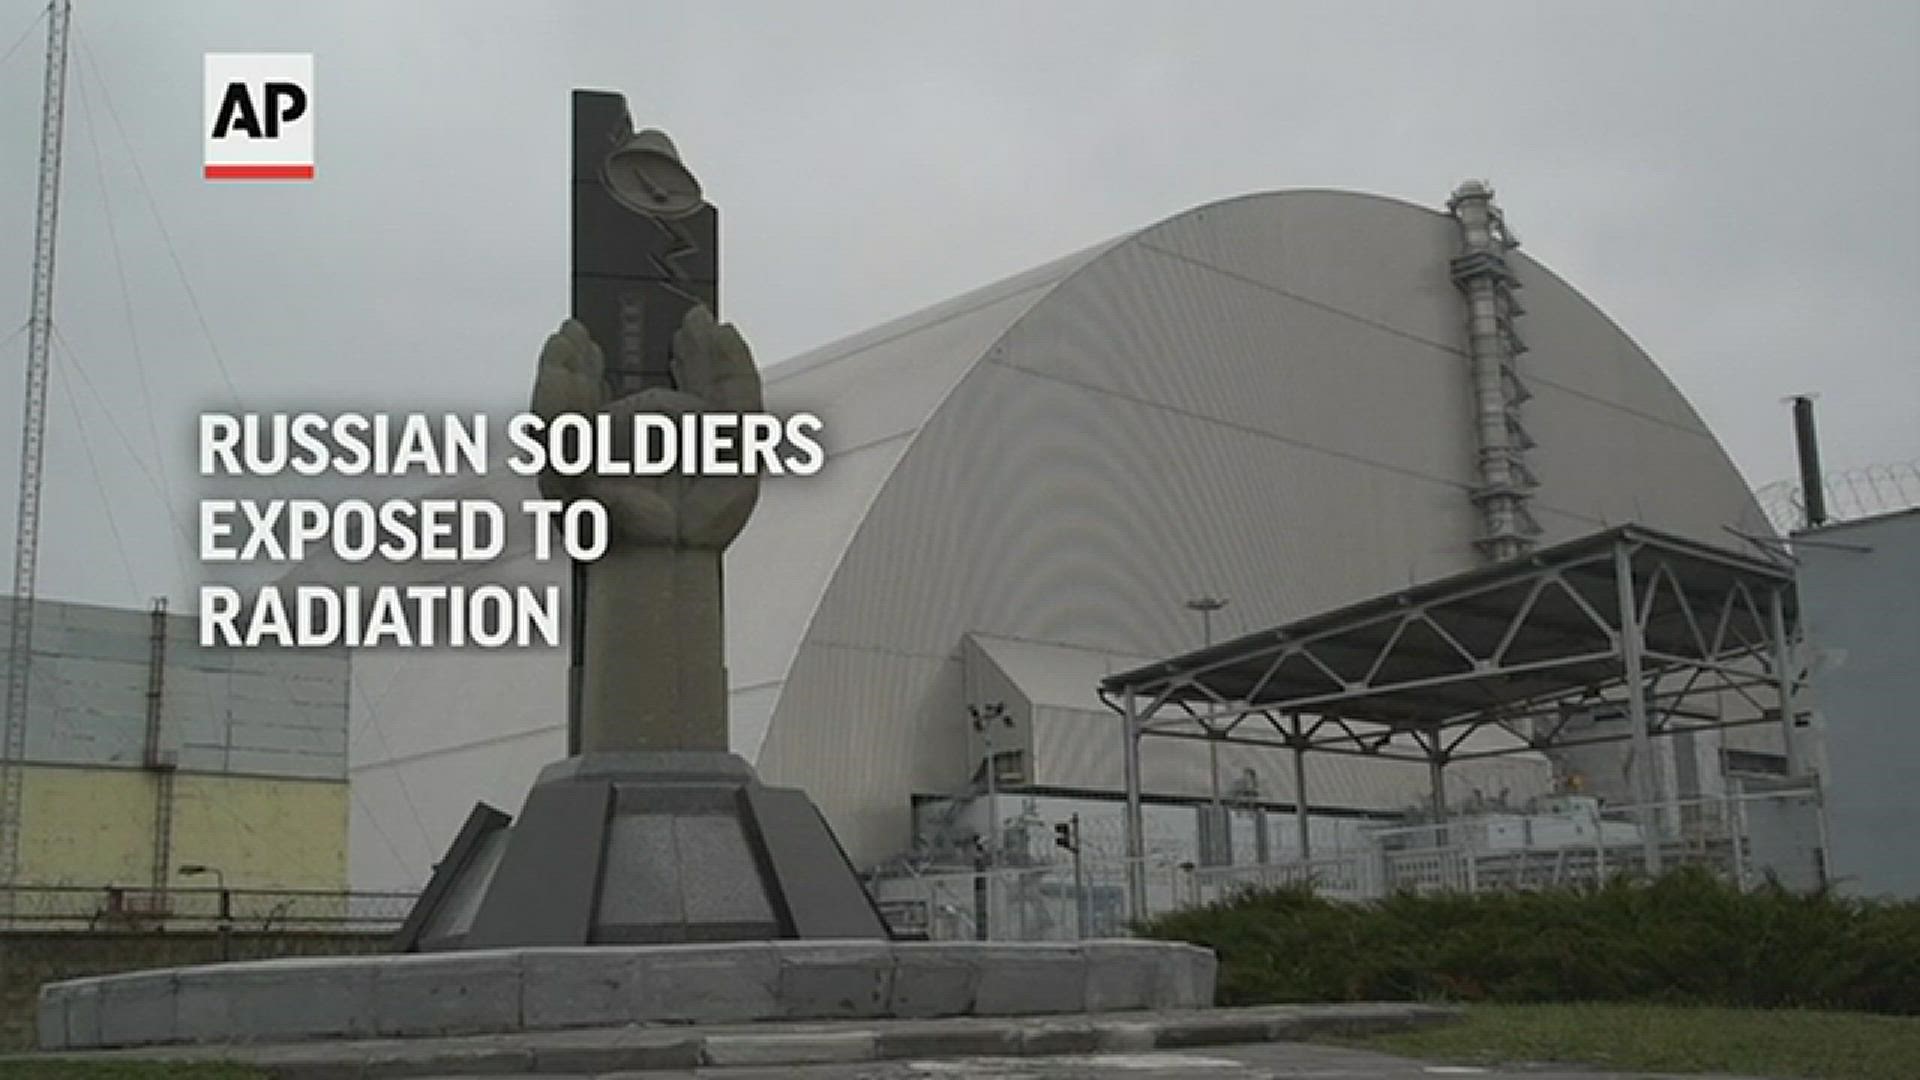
[[1053, 819, 1078, 852]]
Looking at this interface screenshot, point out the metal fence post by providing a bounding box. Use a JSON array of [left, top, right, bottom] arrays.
[[1070, 813, 1086, 940]]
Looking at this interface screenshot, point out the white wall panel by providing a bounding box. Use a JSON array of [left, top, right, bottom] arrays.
[[345, 566, 567, 769], [349, 718, 561, 890], [9, 597, 348, 781], [1800, 510, 1920, 898], [754, 640, 964, 862]]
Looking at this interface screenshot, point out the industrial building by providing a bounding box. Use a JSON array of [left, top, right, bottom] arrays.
[[1797, 507, 1920, 899], [344, 185, 1805, 900], [0, 597, 350, 902]]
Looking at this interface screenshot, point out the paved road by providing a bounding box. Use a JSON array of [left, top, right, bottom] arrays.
[[432, 1041, 1768, 1079]]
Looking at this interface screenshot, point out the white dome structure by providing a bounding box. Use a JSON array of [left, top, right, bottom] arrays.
[[346, 188, 1774, 889]]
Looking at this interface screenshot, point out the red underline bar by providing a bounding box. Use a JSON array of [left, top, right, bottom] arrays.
[[204, 163, 315, 180]]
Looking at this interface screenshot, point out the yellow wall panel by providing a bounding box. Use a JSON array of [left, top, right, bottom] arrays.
[[168, 775, 347, 891], [14, 767, 347, 892], [16, 768, 155, 887]]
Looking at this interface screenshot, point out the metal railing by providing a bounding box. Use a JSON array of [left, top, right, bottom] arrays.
[[0, 885, 417, 933]]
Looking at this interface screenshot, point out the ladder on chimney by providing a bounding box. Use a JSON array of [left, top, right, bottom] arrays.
[[145, 598, 175, 890]]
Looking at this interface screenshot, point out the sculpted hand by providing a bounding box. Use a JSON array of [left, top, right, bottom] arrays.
[[531, 306, 763, 549]]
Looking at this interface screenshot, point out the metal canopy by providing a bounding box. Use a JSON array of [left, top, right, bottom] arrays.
[[1098, 526, 1804, 917]]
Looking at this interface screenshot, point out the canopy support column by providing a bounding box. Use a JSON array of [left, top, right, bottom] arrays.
[[1122, 686, 1147, 921], [1769, 586, 1801, 777], [1615, 540, 1662, 875], [1290, 714, 1311, 862]]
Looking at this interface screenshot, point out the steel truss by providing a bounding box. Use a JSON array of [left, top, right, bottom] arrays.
[[1099, 526, 1803, 919]]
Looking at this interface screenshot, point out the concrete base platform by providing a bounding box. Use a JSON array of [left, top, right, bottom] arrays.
[[20, 1003, 1459, 1077], [399, 753, 891, 950], [38, 939, 1217, 1050]]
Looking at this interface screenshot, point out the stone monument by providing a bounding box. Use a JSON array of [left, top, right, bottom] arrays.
[[392, 91, 888, 949]]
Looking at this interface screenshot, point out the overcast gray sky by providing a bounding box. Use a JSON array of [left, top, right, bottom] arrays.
[[0, 0, 1915, 610]]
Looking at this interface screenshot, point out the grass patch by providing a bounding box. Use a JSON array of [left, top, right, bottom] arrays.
[[1337, 1003, 1920, 1080], [1139, 868, 1920, 1014], [0, 1064, 268, 1080]]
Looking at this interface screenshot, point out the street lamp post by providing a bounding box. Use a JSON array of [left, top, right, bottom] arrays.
[[178, 863, 230, 960], [178, 863, 227, 915], [1186, 596, 1227, 649]]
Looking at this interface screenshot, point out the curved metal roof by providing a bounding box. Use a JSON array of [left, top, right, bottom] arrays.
[[724, 239, 1124, 747]]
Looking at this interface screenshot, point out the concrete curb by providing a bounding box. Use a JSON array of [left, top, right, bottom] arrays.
[[10, 1003, 1460, 1078]]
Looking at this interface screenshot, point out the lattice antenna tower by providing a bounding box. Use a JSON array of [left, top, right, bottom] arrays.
[[1, 0, 74, 898]]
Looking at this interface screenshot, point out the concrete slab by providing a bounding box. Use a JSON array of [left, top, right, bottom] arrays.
[[95, 970, 178, 1048], [521, 948, 644, 1030], [772, 941, 894, 1019], [633, 942, 780, 1024], [1135, 945, 1214, 1010], [62, 982, 101, 1050], [177, 956, 379, 1043], [370, 951, 524, 1038], [971, 945, 1087, 1017], [36, 986, 66, 1051], [889, 944, 982, 1018], [1179, 949, 1220, 1009], [1081, 941, 1161, 1012]]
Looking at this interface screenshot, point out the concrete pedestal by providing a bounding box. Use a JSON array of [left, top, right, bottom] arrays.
[[395, 752, 888, 951]]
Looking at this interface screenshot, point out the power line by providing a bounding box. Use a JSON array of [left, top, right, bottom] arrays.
[[71, 37, 174, 514], [48, 360, 140, 601], [0, 1, 46, 69], [73, 27, 248, 414], [350, 783, 418, 888], [51, 327, 195, 574], [351, 679, 439, 854]]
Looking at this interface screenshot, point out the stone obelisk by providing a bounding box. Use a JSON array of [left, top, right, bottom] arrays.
[[394, 92, 886, 950]]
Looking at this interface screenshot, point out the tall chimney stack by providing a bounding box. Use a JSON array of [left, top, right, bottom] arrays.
[[1791, 395, 1827, 529]]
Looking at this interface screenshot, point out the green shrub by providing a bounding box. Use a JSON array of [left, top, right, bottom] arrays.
[[1138, 868, 1920, 1014]]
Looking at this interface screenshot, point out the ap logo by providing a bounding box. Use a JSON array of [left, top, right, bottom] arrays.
[[204, 54, 313, 180]]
